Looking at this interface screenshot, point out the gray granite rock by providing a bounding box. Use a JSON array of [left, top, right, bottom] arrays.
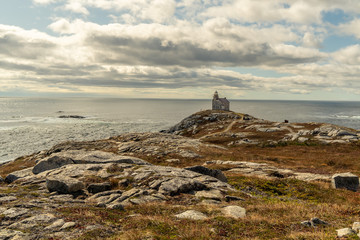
[[336, 228, 355, 238], [3, 208, 29, 220], [9, 213, 57, 230], [159, 178, 206, 196], [33, 155, 74, 174], [46, 176, 85, 194], [184, 166, 227, 182], [0, 229, 28, 240], [106, 203, 125, 210], [353, 222, 360, 233], [60, 222, 76, 230], [45, 219, 65, 230], [221, 206, 246, 219], [195, 189, 223, 200], [175, 210, 207, 220], [87, 182, 112, 194], [331, 172, 359, 191], [0, 196, 17, 203], [5, 168, 34, 183]]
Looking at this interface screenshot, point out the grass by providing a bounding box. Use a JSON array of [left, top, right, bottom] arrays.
[[63, 197, 360, 240], [0, 155, 36, 178]]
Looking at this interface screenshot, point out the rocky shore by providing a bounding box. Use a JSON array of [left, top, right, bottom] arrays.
[[1, 110, 360, 239]]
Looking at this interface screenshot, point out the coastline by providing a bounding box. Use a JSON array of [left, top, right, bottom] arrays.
[[0, 110, 360, 239]]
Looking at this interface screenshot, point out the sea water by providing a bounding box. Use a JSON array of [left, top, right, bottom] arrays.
[[1, 98, 360, 163]]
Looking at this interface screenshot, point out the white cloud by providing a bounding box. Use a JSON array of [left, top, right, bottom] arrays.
[[203, 0, 360, 24], [302, 32, 323, 48], [338, 18, 360, 39], [64, 2, 89, 15], [332, 44, 360, 65]]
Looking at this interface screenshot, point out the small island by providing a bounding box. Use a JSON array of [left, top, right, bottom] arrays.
[[0, 110, 359, 239]]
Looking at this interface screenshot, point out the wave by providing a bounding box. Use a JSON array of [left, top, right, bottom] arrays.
[[332, 115, 360, 119]]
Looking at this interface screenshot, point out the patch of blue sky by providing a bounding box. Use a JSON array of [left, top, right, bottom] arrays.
[[85, 7, 119, 25], [322, 35, 359, 52], [216, 67, 294, 78], [322, 9, 353, 26], [0, 0, 55, 31]]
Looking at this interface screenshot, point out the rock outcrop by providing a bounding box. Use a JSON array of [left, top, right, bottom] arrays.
[[331, 172, 359, 192]]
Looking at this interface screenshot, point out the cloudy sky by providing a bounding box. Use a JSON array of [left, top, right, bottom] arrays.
[[0, 0, 359, 100]]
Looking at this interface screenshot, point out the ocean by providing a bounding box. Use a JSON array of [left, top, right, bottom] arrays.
[[1, 98, 360, 163]]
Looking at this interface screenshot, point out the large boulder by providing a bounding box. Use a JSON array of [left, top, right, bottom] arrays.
[[33, 156, 74, 174], [331, 173, 359, 192], [46, 176, 85, 194], [184, 166, 228, 183]]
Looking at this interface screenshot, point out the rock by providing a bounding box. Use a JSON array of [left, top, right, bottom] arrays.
[[166, 159, 180, 163], [301, 221, 312, 227], [175, 210, 207, 220], [331, 173, 359, 191], [195, 189, 223, 200], [33, 155, 74, 174], [3, 208, 29, 220], [49, 194, 75, 202], [86, 190, 123, 202], [59, 115, 85, 119], [0, 196, 17, 203], [225, 195, 245, 202], [106, 203, 125, 210], [159, 178, 206, 196], [185, 166, 227, 183], [40, 150, 150, 166], [336, 228, 355, 238], [130, 194, 166, 205], [45, 219, 65, 230], [221, 206, 246, 219], [46, 176, 85, 194], [298, 137, 308, 143], [113, 188, 144, 203], [87, 182, 112, 194], [60, 222, 76, 230], [118, 179, 130, 188], [9, 214, 57, 230], [5, 168, 34, 183], [310, 217, 329, 226], [200, 199, 221, 205], [0, 229, 27, 240], [337, 130, 357, 137], [352, 222, 360, 233]]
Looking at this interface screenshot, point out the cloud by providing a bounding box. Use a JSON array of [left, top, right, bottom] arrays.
[[64, 2, 89, 15], [203, 0, 360, 24], [1, 0, 359, 99], [338, 18, 360, 39], [332, 44, 360, 65]]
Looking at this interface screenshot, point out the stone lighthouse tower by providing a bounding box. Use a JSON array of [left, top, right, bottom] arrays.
[[212, 91, 230, 111]]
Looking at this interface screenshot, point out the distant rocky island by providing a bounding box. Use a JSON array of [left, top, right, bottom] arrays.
[[0, 110, 360, 239]]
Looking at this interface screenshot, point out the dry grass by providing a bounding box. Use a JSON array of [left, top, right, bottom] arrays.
[[0, 155, 37, 178]]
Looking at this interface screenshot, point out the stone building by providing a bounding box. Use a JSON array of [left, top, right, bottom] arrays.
[[212, 91, 230, 111]]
